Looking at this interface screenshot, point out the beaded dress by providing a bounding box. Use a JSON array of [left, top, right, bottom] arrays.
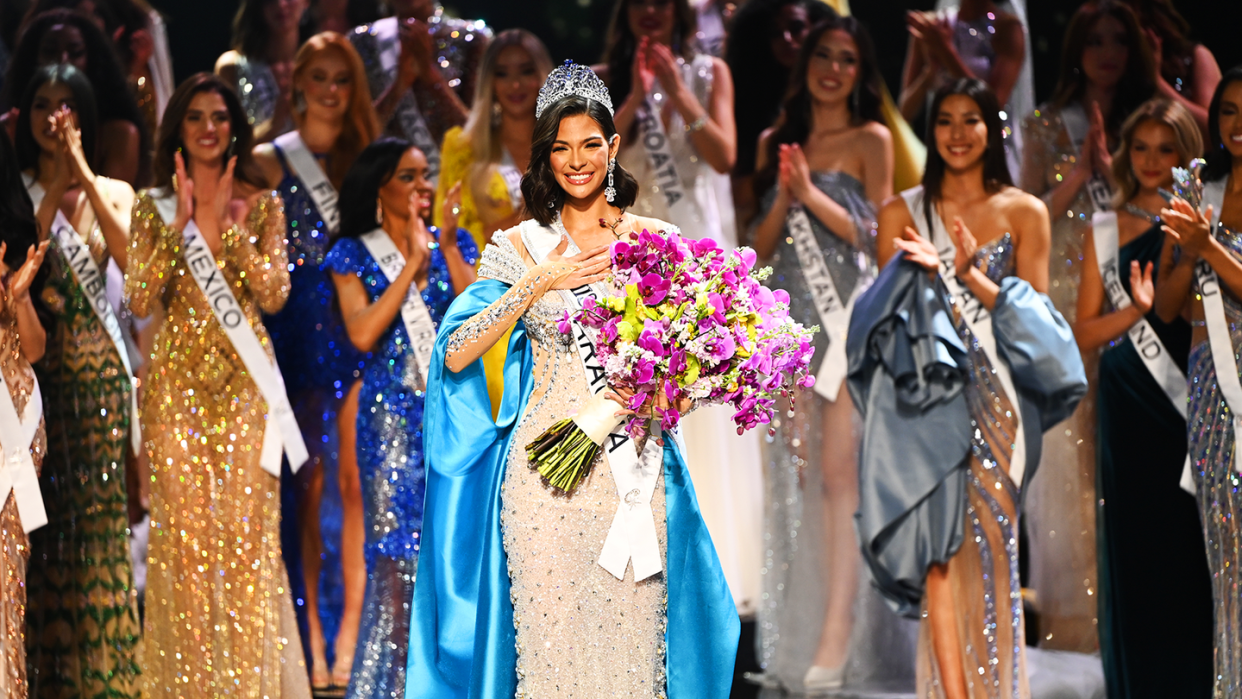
[[232, 54, 293, 138], [916, 232, 1029, 699], [1187, 223, 1242, 699], [756, 172, 917, 689], [324, 229, 476, 699], [24, 177, 142, 699], [1018, 103, 1100, 652], [125, 191, 311, 699], [0, 290, 45, 699]]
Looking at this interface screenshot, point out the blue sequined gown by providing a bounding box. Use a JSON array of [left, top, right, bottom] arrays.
[[324, 230, 478, 699], [267, 145, 365, 661]]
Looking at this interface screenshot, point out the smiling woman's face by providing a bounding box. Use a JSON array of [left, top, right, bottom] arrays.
[[180, 90, 232, 165], [934, 94, 989, 172], [1218, 80, 1242, 161], [549, 113, 616, 202], [1129, 118, 1180, 192]]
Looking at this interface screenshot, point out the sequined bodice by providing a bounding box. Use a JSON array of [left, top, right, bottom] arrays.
[[977, 231, 1016, 283], [233, 55, 291, 136]]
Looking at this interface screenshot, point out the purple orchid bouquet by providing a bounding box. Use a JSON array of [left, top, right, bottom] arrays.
[[525, 229, 817, 493]]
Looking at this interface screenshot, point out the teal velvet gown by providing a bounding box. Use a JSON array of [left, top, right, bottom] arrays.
[[403, 229, 739, 698], [1095, 223, 1212, 698]]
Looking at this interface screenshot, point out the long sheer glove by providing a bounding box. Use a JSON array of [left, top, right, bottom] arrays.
[[443, 262, 569, 373]]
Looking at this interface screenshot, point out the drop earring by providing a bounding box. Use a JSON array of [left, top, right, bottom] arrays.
[[605, 158, 616, 203], [491, 100, 502, 127], [375, 199, 384, 225]]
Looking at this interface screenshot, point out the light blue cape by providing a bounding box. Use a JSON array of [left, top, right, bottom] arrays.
[[404, 279, 740, 698]]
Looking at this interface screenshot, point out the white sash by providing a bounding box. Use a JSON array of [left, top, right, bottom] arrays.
[[274, 131, 339, 234], [902, 187, 1028, 486], [1060, 103, 1113, 213], [150, 192, 308, 476], [785, 206, 855, 402], [634, 95, 701, 240], [0, 373, 46, 533], [498, 150, 524, 211], [373, 18, 441, 179], [358, 229, 436, 387], [1193, 181, 1242, 477], [518, 220, 664, 582], [25, 178, 141, 453], [1094, 211, 1194, 491]]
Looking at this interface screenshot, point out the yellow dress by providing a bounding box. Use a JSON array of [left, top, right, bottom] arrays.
[[436, 125, 517, 416], [125, 192, 311, 699], [0, 291, 45, 699]]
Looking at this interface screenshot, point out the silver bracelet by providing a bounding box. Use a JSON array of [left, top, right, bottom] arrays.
[[684, 115, 708, 133]]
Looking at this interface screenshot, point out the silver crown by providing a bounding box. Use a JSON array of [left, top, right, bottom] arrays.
[[535, 61, 614, 120]]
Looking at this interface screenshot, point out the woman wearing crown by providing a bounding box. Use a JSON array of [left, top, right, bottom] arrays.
[[401, 62, 739, 699]]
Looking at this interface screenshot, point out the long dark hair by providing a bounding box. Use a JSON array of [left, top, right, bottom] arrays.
[[232, 0, 301, 59], [1119, 0, 1197, 93], [754, 16, 884, 200], [1202, 66, 1242, 183], [0, 131, 53, 333], [334, 137, 411, 242], [3, 9, 151, 184], [726, 0, 837, 177], [153, 73, 264, 190], [1050, 0, 1156, 135], [15, 63, 99, 177], [602, 0, 698, 109], [921, 79, 1013, 232], [521, 95, 639, 226]]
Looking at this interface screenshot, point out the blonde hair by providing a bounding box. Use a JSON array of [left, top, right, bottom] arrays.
[[1110, 98, 1202, 207], [462, 29, 553, 202], [291, 32, 382, 189]]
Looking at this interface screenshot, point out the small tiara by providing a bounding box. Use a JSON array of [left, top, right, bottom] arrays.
[[535, 61, 614, 120]]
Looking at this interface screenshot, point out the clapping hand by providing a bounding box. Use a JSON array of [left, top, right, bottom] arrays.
[[1130, 260, 1155, 314], [0, 240, 50, 304], [779, 143, 813, 201], [397, 16, 435, 90], [631, 37, 656, 98], [404, 191, 433, 278], [1161, 197, 1213, 259], [646, 42, 684, 95], [1088, 101, 1113, 178], [54, 106, 94, 186], [440, 182, 462, 250], [892, 226, 941, 271], [949, 216, 979, 278]]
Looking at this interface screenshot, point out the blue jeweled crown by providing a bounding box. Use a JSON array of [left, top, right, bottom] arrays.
[[535, 60, 614, 120]]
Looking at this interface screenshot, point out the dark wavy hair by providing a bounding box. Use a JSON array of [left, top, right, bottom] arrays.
[[921, 79, 1013, 232], [3, 9, 150, 183], [602, 0, 698, 110], [1050, 0, 1156, 135], [1118, 0, 1197, 93], [754, 16, 884, 200], [727, 0, 837, 177], [15, 63, 99, 177], [521, 95, 639, 226], [232, 0, 303, 59], [1202, 65, 1242, 183], [153, 72, 264, 190], [0, 129, 53, 333], [334, 137, 411, 242]]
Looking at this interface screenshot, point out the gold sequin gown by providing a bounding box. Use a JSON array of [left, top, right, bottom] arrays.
[[125, 191, 311, 699], [0, 290, 46, 699], [1018, 105, 1100, 652], [477, 233, 670, 698]]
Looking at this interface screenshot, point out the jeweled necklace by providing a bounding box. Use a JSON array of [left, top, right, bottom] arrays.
[[1123, 202, 1162, 225]]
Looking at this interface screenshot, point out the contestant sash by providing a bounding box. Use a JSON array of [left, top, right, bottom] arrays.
[[634, 94, 701, 240], [151, 192, 308, 476], [1061, 102, 1113, 213], [0, 372, 46, 533], [786, 205, 854, 402], [274, 130, 339, 234], [359, 229, 436, 387], [518, 220, 664, 582], [25, 179, 141, 453], [375, 19, 440, 179], [1193, 182, 1242, 477], [902, 187, 1028, 486]]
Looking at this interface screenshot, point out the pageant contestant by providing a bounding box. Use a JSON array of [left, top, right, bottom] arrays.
[[16, 64, 143, 699], [856, 78, 1084, 699], [1018, 1, 1155, 648], [125, 73, 310, 698], [1153, 66, 1242, 698], [1076, 98, 1211, 698], [216, 0, 305, 142], [403, 62, 737, 699], [251, 31, 379, 690], [749, 16, 893, 692], [326, 138, 477, 699], [0, 132, 49, 699]]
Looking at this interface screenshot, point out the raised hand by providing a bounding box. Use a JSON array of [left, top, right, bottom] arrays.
[[1161, 197, 1212, 259], [397, 17, 435, 90], [172, 149, 196, 233], [1146, 28, 1164, 83], [780, 143, 812, 200], [543, 236, 611, 290], [55, 106, 94, 186], [404, 191, 433, 277], [1090, 101, 1113, 177], [214, 156, 238, 230], [440, 181, 463, 249], [647, 42, 684, 93], [0, 241, 50, 304], [631, 37, 656, 98], [1130, 260, 1155, 314], [949, 216, 979, 278], [892, 226, 941, 271]]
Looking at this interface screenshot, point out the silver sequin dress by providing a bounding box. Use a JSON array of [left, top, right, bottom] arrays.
[[756, 172, 918, 690], [475, 233, 670, 698], [231, 54, 293, 138], [1018, 103, 1100, 653]]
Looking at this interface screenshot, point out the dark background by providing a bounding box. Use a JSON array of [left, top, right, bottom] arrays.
[[150, 0, 1242, 112]]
